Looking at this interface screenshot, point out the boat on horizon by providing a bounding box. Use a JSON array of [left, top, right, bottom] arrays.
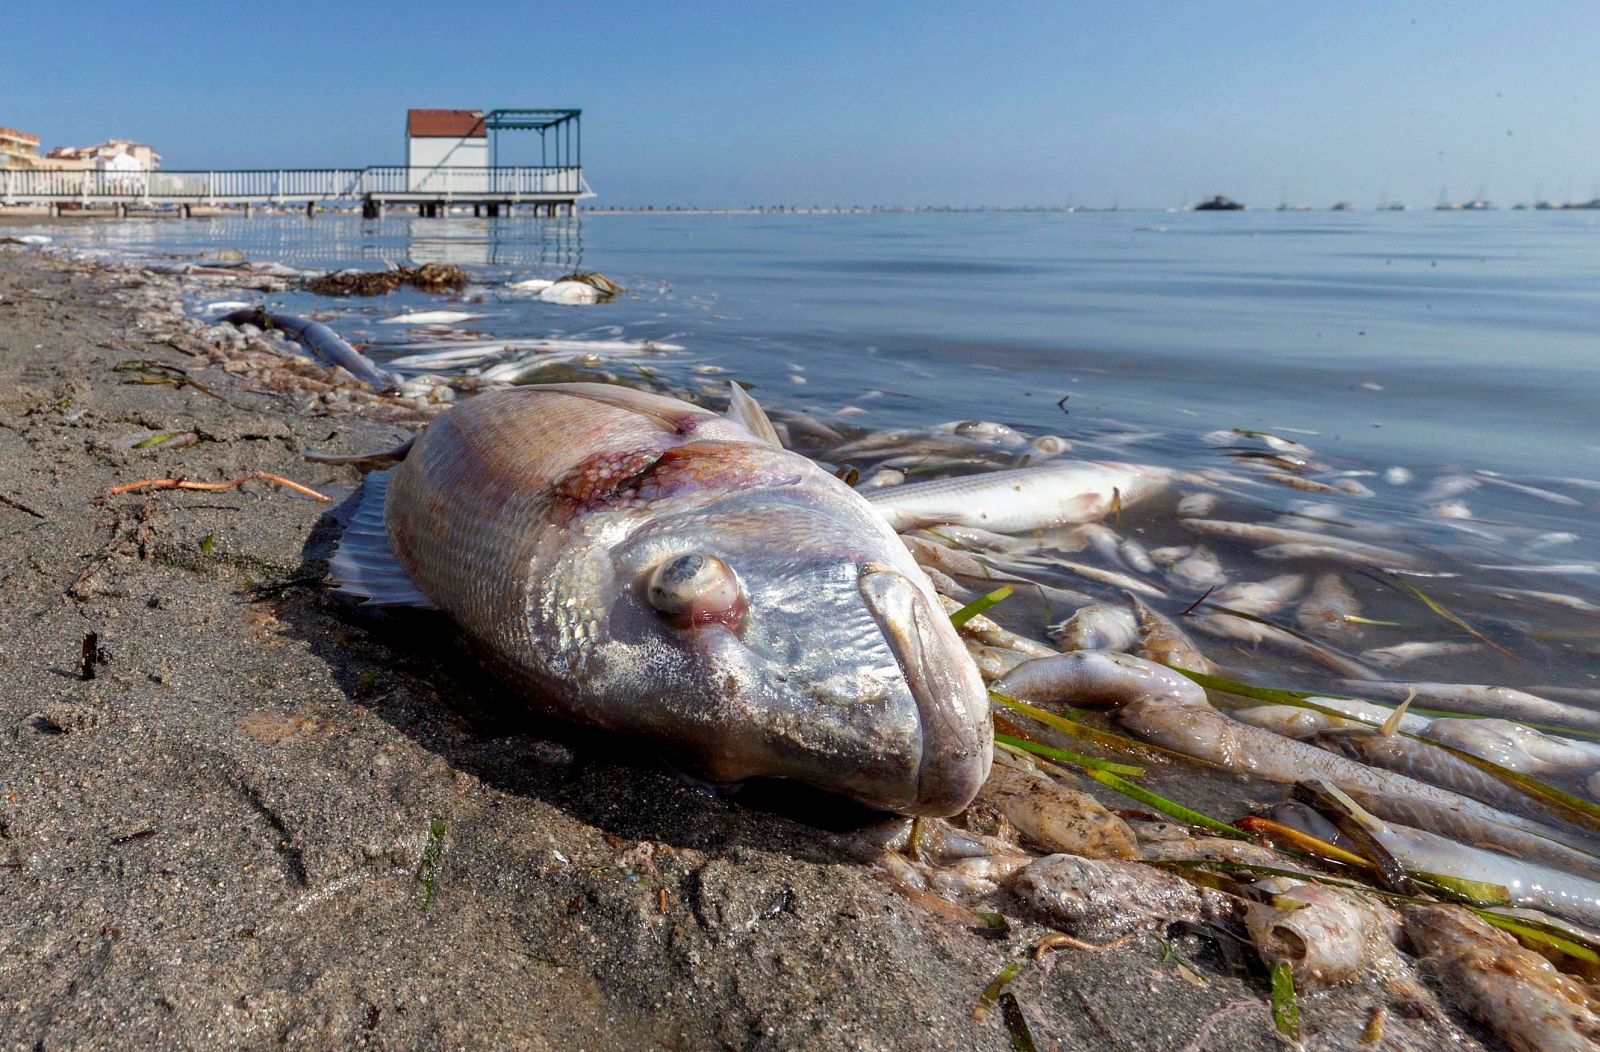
[[1194, 194, 1245, 211]]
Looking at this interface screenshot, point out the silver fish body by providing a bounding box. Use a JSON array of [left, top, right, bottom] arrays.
[[364, 384, 991, 815]]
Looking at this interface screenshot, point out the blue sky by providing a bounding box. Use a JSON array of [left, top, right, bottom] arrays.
[[7, 1, 1599, 208]]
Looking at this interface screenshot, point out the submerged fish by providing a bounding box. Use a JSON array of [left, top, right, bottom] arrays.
[[330, 383, 991, 815], [378, 310, 486, 325]]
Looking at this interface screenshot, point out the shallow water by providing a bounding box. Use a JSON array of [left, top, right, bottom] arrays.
[[45, 209, 1600, 712]]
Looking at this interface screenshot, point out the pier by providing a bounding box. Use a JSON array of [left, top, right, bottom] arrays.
[[0, 165, 592, 217]]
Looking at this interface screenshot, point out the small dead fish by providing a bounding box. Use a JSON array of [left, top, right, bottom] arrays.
[[1403, 905, 1600, 1052], [1476, 472, 1584, 507], [1130, 596, 1215, 673], [1478, 587, 1600, 614], [938, 595, 1056, 659], [1359, 641, 1481, 669], [1049, 604, 1139, 652], [1166, 546, 1228, 590], [1260, 541, 1421, 570], [1189, 613, 1376, 679], [867, 459, 1172, 534], [1245, 881, 1404, 990], [1211, 574, 1306, 616], [378, 310, 485, 325], [1052, 558, 1167, 599], [1477, 562, 1599, 576], [1181, 518, 1423, 570], [1421, 718, 1600, 776], [861, 468, 906, 489], [1419, 475, 1479, 503], [934, 419, 1029, 448], [1261, 472, 1341, 494], [982, 751, 1138, 859], [1342, 681, 1600, 734], [1296, 574, 1363, 640], [1175, 492, 1218, 517]]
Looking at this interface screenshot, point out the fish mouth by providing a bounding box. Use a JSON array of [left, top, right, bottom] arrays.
[[859, 566, 991, 816]]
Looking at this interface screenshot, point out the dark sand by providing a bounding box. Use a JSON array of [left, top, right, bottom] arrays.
[[0, 244, 1498, 1050]]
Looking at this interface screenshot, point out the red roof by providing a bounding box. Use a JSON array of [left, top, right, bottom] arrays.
[[406, 109, 486, 138], [0, 127, 40, 146]]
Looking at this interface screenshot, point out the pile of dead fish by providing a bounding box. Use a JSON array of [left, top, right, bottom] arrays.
[[91, 246, 1600, 1049]]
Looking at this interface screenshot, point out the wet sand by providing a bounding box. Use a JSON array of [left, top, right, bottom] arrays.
[[0, 246, 1496, 1050]]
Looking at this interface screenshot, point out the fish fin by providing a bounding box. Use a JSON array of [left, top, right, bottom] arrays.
[[530, 382, 716, 431], [327, 470, 437, 609], [725, 383, 783, 448], [304, 436, 415, 467]]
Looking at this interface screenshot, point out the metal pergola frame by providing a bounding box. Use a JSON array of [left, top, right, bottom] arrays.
[[486, 109, 581, 171]]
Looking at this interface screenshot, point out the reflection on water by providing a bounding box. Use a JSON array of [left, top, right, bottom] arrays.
[[63, 213, 586, 271]]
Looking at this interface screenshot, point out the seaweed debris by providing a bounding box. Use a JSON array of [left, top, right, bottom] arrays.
[[306, 264, 469, 297]]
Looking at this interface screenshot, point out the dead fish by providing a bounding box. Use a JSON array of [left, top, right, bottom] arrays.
[[1244, 881, 1404, 990], [1420, 718, 1600, 776], [1261, 471, 1341, 494], [1211, 574, 1306, 616], [938, 596, 1056, 659], [220, 308, 398, 389], [1165, 546, 1228, 590], [1359, 641, 1480, 669], [1179, 518, 1423, 570], [1476, 472, 1584, 507], [1130, 596, 1216, 673], [1012, 854, 1241, 940], [910, 523, 1028, 554], [1049, 558, 1167, 599], [1232, 704, 1357, 738], [1341, 681, 1600, 734], [1305, 728, 1597, 838], [1419, 475, 1479, 503], [1403, 905, 1600, 1052], [933, 419, 1029, 448], [866, 459, 1172, 534], [1189, 613, 1377, 679], [329, 383, 991, 816], [1296, 574, 1364, 641], [1478, 587, 1600, 615], [1050, 604, 1139, 652], [378, 309, 485, 325], [1477, 562, 1599, 576], [982, 750, 1138, 858], [1175, 492, 1218, 517]]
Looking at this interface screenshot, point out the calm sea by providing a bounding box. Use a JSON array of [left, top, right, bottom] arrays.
[[54, 208, 1600, 481], [43, 209, 1600, 697]]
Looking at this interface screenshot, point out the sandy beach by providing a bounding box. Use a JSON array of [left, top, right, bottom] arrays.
[[0, 243, 1506, 1051]]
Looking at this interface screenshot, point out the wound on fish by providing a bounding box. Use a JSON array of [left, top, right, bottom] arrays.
[[555, 442, 802, 523]]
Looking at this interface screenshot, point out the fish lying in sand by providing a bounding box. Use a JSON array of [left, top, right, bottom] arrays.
[[328, 383, 991, 815]]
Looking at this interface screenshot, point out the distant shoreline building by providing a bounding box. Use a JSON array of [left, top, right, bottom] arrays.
[[42, 139, 161, 172], [0, 127, 41, 169]]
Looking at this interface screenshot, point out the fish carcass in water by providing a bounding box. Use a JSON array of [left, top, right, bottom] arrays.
[[328, 383, 991, 816], [865, 459, 1172, 533]]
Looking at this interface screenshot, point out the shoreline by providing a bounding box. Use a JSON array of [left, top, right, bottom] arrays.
[[0, 246, 1484, 1050]]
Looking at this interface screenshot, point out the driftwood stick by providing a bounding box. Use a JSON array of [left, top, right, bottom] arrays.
[[109, 472, 330, 502]]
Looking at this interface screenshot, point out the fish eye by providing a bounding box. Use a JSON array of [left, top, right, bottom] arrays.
[[645, 552, 746, 628]]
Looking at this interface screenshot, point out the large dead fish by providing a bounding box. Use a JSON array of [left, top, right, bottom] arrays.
[[328, 383, 991, 816]]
